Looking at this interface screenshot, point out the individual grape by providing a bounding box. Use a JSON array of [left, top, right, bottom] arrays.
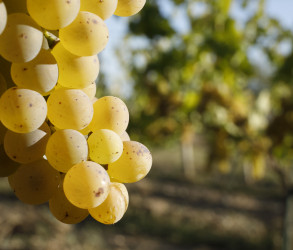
[[11, 49, 58, 95], [0, 72, 7, 97], [59, 11, 109, 56], [4, 122, 51, 164], [0, 144, 19, 177], [0, 1, 7, 35], [80, 0, 118, 20], [47, 88, 93, 131], [27, 0, 80, 30], [88, 129, 123, 165], [51, 42, 100, 89], [0, 87, 47, 133], [108, 141, 152, 183], [0, 13, 43, 63], [46, 129, 88, 173], [8, 159, 61, 205], [114, 0, 146, 17], [120, 131, 130, 141], [63, 161, 110, 209], [88, 96, 129, 135], [89, 182, 129, 224], [49, 176, 89, 224]]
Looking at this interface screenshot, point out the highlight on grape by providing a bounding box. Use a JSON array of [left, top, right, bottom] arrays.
[[0, 0, 151, 225]]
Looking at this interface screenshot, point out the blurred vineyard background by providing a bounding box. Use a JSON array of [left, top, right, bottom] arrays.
[[1, 0, 293, 249]]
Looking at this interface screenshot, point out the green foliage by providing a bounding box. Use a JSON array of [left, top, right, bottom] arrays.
[[121, 0, 293, 180]]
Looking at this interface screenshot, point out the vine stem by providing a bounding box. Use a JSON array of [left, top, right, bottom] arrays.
[[42, 28, 59, 49]]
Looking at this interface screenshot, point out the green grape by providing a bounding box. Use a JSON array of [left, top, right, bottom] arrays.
[[120, 131, 130, 141], [89, 182, 129, 224], [0, 1, 7, 35], [0, 72, 7, 97], [4, 122, 51, 164], [46, 129, 88, 173], [88, 129, 123, 165], [108, 141, 152, 183], [51, 42, 100, 89], [0, 13, 43, 63], [11, 49, 58, 96], [59, 11, 109, 56], [47, 88, 93, 131], [0, 144, 19, 177], [0, 87, 47, 133], [27, 0, 80, 30], [88, 96, 129, 135], [114, 0, 146, 17], [80, 0, 117, 20], [8, 158, 61, 205], [49, 176, 89, 224], [63, 161, 110, 209]]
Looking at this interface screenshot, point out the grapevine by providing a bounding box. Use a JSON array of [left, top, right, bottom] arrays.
[[0, 0, 151, 225]]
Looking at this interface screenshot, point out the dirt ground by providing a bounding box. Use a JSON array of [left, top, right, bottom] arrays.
[[0, 145, 286, 250]]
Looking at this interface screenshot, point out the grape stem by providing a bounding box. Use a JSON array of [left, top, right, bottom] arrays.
[[42, 28, 59, 49]]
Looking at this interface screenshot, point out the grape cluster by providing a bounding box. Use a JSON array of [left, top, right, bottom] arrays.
[[0, 0, 151, 225]]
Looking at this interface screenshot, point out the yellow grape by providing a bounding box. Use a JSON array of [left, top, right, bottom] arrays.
[[51, 42, 100, 89], [80, 0, 117, 20], [0, 1, 7, 35], [89, 182, 129, 224], [8, 159, 61, 205], [4, 122, 51, 164], [0, 87, 47, 133], [11, 49, 58, 95], [27, 0, 80, 30], [120, 131, 130, 141], [49, 176, 89, 224], [88, 129, 123, 165], [0, 13, 43, 63], [46, 129, 88, 173], [114, 0, 146, 17], [59, 11, 109, 56], [55, 81, 96, 100], [108, 141, 152, 183], [63, 161, 110, 209], [88, 96, 129, 135], [81, 81, 97, 100], [0, 72, 7, 97], [0, 144, 19, 177], [47, 88, 93, 131]]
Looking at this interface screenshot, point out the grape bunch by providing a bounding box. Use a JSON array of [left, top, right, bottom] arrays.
[[0, 0, 151, 225]]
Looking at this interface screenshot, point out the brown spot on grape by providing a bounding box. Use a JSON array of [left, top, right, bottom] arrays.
[[94, 187, 104, 197], [92, 19, 98, 24], [18, 95, 22, 97], [59, 102, 62, 104], [23, 68, 27, 71], [29, 103, 33, 107], [12, 155, 16, 159]]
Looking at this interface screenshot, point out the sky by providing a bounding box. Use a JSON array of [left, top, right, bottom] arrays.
[[100, 0, 293, 98]]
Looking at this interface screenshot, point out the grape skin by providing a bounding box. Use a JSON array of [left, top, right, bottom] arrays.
[[0, 87, 47, 133], [108, 141, 152, 183], [0, 13, 43, 63], [114, 0, 146, 17], [59, 11, 109, 57], [63, 161, 110, 209]]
